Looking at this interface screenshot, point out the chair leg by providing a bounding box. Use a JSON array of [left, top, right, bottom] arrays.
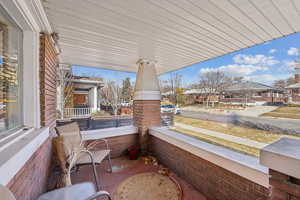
[[107, 153, 113, 173], [91, 158, 101, 191]]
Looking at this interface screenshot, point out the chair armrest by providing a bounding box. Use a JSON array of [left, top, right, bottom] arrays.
[[85, 190, 112, 200], [86, 139, 110, 151]]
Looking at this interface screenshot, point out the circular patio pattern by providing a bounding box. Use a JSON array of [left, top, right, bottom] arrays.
[[114, 172, 181, 200]]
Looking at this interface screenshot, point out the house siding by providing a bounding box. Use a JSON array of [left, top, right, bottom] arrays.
[[149, 136, 269, 200], [7, 33, 58, 200]]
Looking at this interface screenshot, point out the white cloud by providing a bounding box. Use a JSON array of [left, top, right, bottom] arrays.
[[287, 47, 299, 56], [199, 54, 280, 80], [245, 74, 290, 84], [233, 54, 279, 66], [281, 60, 297, 71], [269, 49, 277, 54], [244, 74, 276, 83], [200, 64, 266, 77]]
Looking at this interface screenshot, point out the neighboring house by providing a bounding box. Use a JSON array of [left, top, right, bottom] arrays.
[[71, 76, 104, 110], [286, 83, 300, 104], [221, 81, 285, 106], [184, 88, 219, 104], [161, 90, 174, 103], [57, 73, 104, 118], [286, 68, 300, 104]]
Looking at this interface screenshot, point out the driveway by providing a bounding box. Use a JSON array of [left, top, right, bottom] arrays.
[[229, 106, 278, 117]]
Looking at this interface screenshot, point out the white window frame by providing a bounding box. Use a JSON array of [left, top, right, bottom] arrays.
[[1, 0, 39, 129], [0, 0, 53, 129]]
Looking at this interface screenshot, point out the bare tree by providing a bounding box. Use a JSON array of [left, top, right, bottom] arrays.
[[100, 81, 122, 116], [273, 80, 286, 89], [159, 79, 170, 94], [199, 71, 230, 107], [168, 72, 183, 105]]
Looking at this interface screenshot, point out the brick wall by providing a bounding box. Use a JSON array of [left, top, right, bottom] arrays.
[[7, 139, 52, 200], [85, 134, 139, 158], [292, 95, 300, 102], [133, 100, 160, 153], [149, 136, 269, 200], [40, 33, 58, 135]]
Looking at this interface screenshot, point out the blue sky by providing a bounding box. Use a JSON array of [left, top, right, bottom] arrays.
[[73, 32, 300, 87]]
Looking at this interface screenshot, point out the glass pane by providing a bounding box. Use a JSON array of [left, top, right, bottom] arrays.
[[0, 6, 22, 133]]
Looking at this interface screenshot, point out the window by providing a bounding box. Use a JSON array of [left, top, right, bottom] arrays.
[[0, 6, 22, 134]]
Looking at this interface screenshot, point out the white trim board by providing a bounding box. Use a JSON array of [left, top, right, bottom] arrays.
[[150, 127, 269, 188], [81, 126, 138, 140], [0, 127, 49, 185], [133, 91, 161, 101]]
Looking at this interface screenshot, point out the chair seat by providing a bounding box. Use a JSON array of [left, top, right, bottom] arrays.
[[37, 182, 96, 200], [75, 150, 110, 165]]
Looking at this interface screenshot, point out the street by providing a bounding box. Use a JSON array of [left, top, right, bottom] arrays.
[[180, 110, 300, 135]]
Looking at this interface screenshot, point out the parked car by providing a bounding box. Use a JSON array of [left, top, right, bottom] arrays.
[[161, 104, 181, 114]]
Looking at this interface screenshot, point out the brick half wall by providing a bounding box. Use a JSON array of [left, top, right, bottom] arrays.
[[149, 136, 269, 200], [85, 134, 139, 158], [7, 139, 52, 200]]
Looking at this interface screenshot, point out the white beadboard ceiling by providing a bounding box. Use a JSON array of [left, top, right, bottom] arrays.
[[42, 0, 300, 74]]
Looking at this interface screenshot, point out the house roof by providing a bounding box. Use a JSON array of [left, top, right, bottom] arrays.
[[161, 91, 174, 96], [286, 82, 300, 89], [42, 1, 300, 74], [183, 88, 218, 95], [71, 76, 103, 85], [225, 81, 274, 92]]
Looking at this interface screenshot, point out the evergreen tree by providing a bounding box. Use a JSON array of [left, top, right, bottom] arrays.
[[121, 77, 132, 102]]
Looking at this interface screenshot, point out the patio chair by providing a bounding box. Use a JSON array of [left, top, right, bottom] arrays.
[[0, 182, 112, 200], [55, 122, 112, 189]]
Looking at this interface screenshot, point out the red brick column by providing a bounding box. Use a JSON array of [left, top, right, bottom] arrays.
[[260, 138, 300, 200], [269, 170, 300, 200], [40, 33, 58, 135], [133, 100, 161, 153]]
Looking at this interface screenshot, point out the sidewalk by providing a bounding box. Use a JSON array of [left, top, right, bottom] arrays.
[[174, 122, 268, 149]]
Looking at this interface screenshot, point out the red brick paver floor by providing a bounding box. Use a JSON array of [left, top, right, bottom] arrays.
[[72, 156, 208, 200]]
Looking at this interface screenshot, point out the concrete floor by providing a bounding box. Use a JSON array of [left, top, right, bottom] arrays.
[[71, 156, 208, 200]]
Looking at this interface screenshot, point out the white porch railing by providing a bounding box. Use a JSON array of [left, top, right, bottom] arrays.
[[64, 107, 97, 118]]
